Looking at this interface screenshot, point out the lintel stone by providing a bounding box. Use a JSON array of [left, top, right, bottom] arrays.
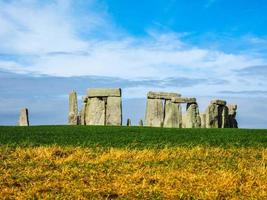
[[147, 91, 181, 100], [211, 99, 227, 106], [87, 88, 121, 97], [171, 97, 196, 104]]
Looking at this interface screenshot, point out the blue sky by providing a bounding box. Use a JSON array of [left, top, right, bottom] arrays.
[[0, 0, 267, 127]]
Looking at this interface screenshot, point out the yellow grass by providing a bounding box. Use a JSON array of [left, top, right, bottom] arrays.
[[0, 146, 266, 199]]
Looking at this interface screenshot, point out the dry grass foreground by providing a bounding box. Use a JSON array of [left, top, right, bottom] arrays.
[[0, 146, 266, 199]]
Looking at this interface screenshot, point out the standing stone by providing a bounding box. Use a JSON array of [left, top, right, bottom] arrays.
[[182, 114, 187, 128], [19, 108, 29, 126], [205, 100, 229, 128], [163, 100, 182, 128], [68, 90, 78, 125], [185, 103, 201, 128], [221, 106, 229, 128], [127, 118, 131, 126], [86, 97, 105, 125], [205, 103, 219, 128], [200, 114, 206, 128], [84, 98, 91, 125], [139, 119, 143, 126], [79, 103, 86, 125], [145, 99, 164, 127], [228, 104, 238, 128], [106, 97, 122, 126]]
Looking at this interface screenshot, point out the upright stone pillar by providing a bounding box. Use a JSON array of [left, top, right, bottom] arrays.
[[185, 103, 201, 128], [228, 104, 238, 128], [221, 106, 229, 128], [205, 100, 227, 128], [106, 97, 122, 126], [182, 114, 187, 128], [80, 101, 86, 125], [200, 114, 206, 128], [163, 100, 182, 128], [205, 103, 219, 128], [87, 97, 105, 125], [139, 119, 143, 126], [84, 98, 91, 125], [19, 108, 29, 126], [68, 90, 78, 125], [145, 98, 164, 127]]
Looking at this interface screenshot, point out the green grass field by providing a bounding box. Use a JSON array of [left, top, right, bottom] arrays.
[[0, 125, 266, 148], [1, 126, 267, 199]]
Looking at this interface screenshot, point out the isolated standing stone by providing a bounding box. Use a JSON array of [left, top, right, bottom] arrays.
[[228, 104, 238, 128], [185, 103, 201, 128], [106, 97, 122, 126], [145, 98, 164, 127], [86, 97, 105, 125], [68, 90, 78, 125], [200, 114, 206, 128], [163, 100, 182, 128], [19, 108, 29, 126]]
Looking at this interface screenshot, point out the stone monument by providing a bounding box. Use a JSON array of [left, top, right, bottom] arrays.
[[145, 92, 181, 127], [228, 104, 238, 128], [19, 108, 29, 126], [145, 92, 200, 128], [68, 90, 79, 125], [81, 88, 122, 126], [205, 99, 233, 128]]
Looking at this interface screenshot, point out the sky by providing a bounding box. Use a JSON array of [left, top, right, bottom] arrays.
[[0, 0, 267, 128]]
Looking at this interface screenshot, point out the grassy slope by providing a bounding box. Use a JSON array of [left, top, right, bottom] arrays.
[[0, 125, 266, 148]]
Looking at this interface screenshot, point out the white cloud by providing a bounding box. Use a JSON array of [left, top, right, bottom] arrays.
[[0, 0, 266, 96]]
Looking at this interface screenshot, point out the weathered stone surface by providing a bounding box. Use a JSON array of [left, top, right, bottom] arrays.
[[87, 88, 121, 97], [106, 97, 122, 126], [147, 91, 181, 100], [185, 103, 201, 128], [86, 97, 105, 125], [182, 114, 187, 128], [228, 104, 238, 128], [205, 103, 219, 128], [171, 97, 196, 104], [145, 98, 164, 127], [68, 91, 78, 125], [84, 99, 90, 125], [221, 106, 229, 128], [19, 108, 29, 126], [79, 103, 86, 125], [127, 118, 131, 126], [163, 100, 182, 128], [200, 114, 206, 128], [228, 104, 237, 113], [82, 96, 88, 103], [139, 119, 143, 126], [211, 99, 227, 106]]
